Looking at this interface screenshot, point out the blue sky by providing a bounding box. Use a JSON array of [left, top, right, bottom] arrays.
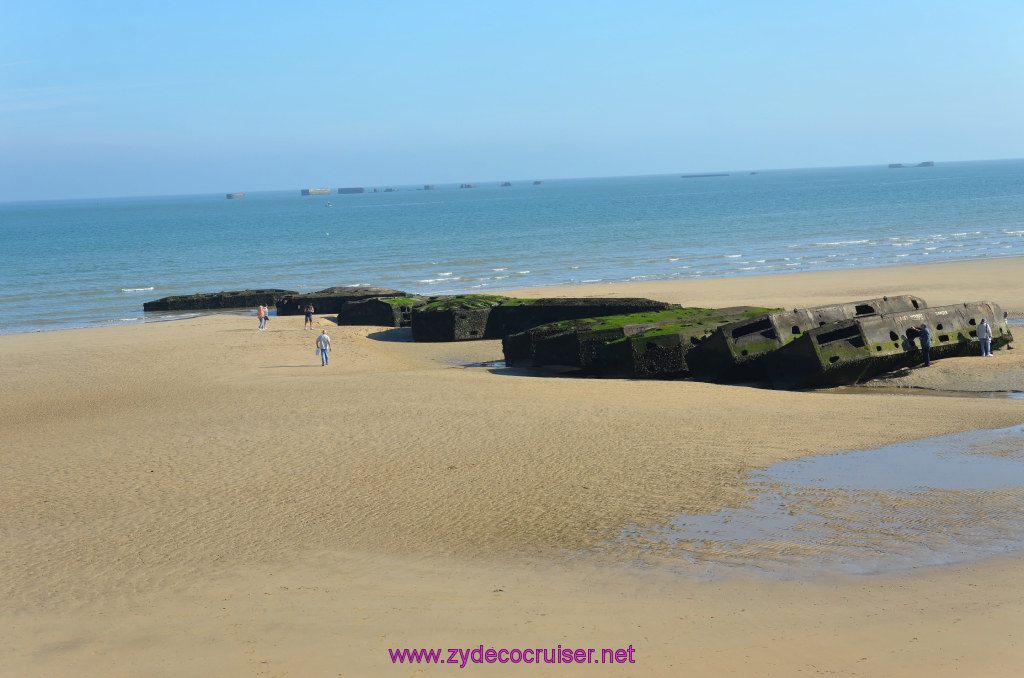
[[3, 1, 1023, 201]]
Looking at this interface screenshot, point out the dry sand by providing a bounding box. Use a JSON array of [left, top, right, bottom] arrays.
[[2, 257, 1024, 677]]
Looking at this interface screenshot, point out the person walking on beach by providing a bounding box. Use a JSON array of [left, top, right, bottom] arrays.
[[978, 318, 993, 356], [917, 323, 932, 367], [304, 302, 315, 330], [257, 304, 268, 330], [315, 329, 331, 366]]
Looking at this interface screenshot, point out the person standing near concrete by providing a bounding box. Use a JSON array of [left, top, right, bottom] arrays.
[[257, 304, 268, 330], [917, 323, 932, 367], [304, 302, 315, 330], [315, 329, 331, 366], [978, 318, 993, 356]]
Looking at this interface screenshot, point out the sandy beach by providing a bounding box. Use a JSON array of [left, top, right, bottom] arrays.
[[3, 257, 1024, 677]]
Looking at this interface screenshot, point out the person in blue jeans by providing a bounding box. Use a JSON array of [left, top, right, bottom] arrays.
[[316, 329, 331, 366], [917, 323, 931, 366], [977, 318, 993, 356]]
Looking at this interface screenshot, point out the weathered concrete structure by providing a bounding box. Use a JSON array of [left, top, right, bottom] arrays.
[[598, 309, 771, 379], [504, 307, 776, 378], [488, 298, 677, 340], [411, 296, 676, 343], [765, 301, 1011, 389], [276, 287, 410, 316], [336, 295, 427, 327], [144, 289, 296, 312], [410, 295, 510, 342], [686, 295, 927, 383]]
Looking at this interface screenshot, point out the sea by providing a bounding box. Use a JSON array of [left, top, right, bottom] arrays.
[[1, 159, 1023, 335]]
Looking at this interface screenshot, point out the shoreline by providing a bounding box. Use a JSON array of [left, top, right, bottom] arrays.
[[4, 257, 1024, 676], [3, 255, 1023, 337], [496, 255, 1024, 313]]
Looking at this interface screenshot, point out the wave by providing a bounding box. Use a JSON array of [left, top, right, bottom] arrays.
[[121, 286, 154, 293], [420, 276, 466, 284], [810, 239, 870, 246]]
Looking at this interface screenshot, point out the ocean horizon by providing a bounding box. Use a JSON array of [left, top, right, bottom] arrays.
[[2, 159, 1022, 335]]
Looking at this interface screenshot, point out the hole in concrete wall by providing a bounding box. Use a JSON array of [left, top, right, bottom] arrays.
[[741, 349, 749, 356], [938, 334, 949, 342], [816, 324, 862, 346], [970, 330, 978, 338], [792, 325, 801, 335], [889, 331, 899, 341], [732, 318, 774, 340], [829, 355, 840, 363], [855, 304, 875, 315], [936, 323, 944, 330], [912, 299, 920, 309], [876, 345, 883, 351], [969, 318, 977, 325], [819, 321, 826, 327]]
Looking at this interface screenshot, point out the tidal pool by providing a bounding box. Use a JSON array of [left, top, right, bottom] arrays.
[[624, 425, 1024, 577]]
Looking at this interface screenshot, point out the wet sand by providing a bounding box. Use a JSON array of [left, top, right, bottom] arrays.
[[2, 257, 1024, 676]]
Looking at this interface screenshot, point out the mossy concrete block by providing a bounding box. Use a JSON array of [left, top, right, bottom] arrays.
[[688, 295, 928, 384], [337, 296, 427, 327], [504, 307, 773, 377], [487, 298, 675, 339], [411, 295, 510, 342], [599, 326, 713, 378], [766, 301, 1010, 389], [144, 289, 296, 311], [504, 322, 631, 368], [277, 286, 409, 316], [412, 296, 674, 343]]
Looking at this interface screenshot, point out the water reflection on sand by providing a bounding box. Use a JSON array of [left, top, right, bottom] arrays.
[[624, 425, 1024, 578]]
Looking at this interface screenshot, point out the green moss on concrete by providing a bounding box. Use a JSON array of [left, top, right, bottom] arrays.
[[523, 306, 783, 348], [542, 307, 713, 332], [727, 337, 781, 359], [813, 341, 873, 363], [422, 294, 510, 311], [498, 298, 541, 306], [382, 296, 425, 307]]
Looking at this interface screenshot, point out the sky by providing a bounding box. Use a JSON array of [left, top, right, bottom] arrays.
[[2, 0, 1023, 201]]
